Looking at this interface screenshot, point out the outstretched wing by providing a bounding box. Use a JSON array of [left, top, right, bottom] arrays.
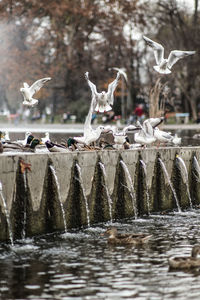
[[107, 71, 120, 105], [112, 67, 128, 83], [83, 98, 95, 135], [143, 36, 164, 65], [167, 50, 196, 69], [29, 77, 51, 97], [85, 72, 98, 96], [23, 82, 29, 88]]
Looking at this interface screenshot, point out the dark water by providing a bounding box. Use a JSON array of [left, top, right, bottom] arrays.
[[1, 210, 200, 299]]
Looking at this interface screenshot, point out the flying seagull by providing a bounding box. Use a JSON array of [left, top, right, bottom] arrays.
[[143, 36, 195, 74], [20, 77, 51, 107], [85, 71, 120, 113]]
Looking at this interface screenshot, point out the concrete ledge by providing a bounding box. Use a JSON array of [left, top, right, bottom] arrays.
[[0, 146, 200, 242]]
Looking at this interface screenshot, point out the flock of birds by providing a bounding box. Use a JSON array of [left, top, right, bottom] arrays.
[[8, 36, 195, 152], [1, 36, 198, 266], [2, 35, 193, 152], [0, 114, 181, 154]]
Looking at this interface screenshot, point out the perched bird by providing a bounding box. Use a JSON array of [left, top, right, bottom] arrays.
[[73, 100, 107, 146], [41, 132, 50, 143], [168, 245, 200, 269], [154, 127, 173, 145], [134, 120, 156, 146], [108, 125, 140, 148], [171, 134, 181, 145], [143, 36, 195, 74], [20, 77, 51, 107], [85, 71, 120, 113], [102, 227, 152, 245], [16, 131, 32, 146], [45, 141, 69, 153], [23, 138, 42, 152]]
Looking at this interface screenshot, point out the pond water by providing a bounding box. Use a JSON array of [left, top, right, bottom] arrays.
[[1, 210, 200, 299]]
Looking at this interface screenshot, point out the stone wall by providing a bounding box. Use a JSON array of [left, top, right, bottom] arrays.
[[0, 146, 200, 242]]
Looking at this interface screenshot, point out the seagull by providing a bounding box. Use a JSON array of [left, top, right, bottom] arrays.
[[134, 120, 156, 146], [41, 132, 50, 143], [153, 127, 173, 144], [171, 134, 181, 145], [20, 77, 51, 107], [85, 71, 120, 113], [143, 36, 195, 74], [73, 100, 107, 146]]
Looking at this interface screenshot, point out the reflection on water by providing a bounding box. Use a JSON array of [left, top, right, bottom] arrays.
[[1, 210, 200, 299]]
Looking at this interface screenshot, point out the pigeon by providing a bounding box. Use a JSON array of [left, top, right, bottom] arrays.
[[85, 71, 120, 113], [143, 36, 195, 74], [20, 77, 51, 107]]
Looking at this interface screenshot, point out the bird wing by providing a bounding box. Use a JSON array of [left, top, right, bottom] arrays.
[[29, 77, 51, 97], [112, 67, 128, 83], [107, 71, 120, 105], [85, 72, 98, 95], [23, 82, 29, 88], [83, 98, 95, 136], [143, 36, 164, 65], [148, 117, 164, 128], [143, 119, 154, 136], [167, 50, 196, 69]]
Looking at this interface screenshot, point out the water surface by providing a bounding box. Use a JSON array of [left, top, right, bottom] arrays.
[[1, 210, 200, 299]]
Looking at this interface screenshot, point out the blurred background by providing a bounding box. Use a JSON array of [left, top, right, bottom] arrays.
[[0, 0, 199, 125]]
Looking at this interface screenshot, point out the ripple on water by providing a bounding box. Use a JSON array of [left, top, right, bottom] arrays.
[[0, 211, 200, 299]]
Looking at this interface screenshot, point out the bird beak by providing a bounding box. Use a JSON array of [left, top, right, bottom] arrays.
[[39, 141, 43, 145]]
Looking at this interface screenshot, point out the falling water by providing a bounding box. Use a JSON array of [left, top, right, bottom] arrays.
[[22, 173, 27, 240], [49, 165, 67, 233], [139, 160, 150, 214], [158, 158, 181, 212], [176, 156, 192, 208], [193, 156, 200, 183], [99, 162, 113, 222], [75, 163, 90, 227], [0, 181, 14, 246], [120, 160, 138, 219]]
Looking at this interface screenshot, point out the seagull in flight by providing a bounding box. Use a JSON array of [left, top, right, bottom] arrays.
[[143, 36, 195, 74], [85, 71, 120, 113], [20, 77, 51, 107]]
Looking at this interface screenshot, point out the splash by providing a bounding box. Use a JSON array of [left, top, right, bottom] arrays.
[[0, 181, 14, 246], [49, 165, 67, 233], [99, 162, 113, 222], [158, 158, 181, 212]]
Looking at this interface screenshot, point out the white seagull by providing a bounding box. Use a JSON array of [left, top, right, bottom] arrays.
[[20, 77, 51, 107], [143, 36, 195, 74], [85, 71, 120, 113], [73, 100, 106, 146], [134, 120, 156, 146]]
